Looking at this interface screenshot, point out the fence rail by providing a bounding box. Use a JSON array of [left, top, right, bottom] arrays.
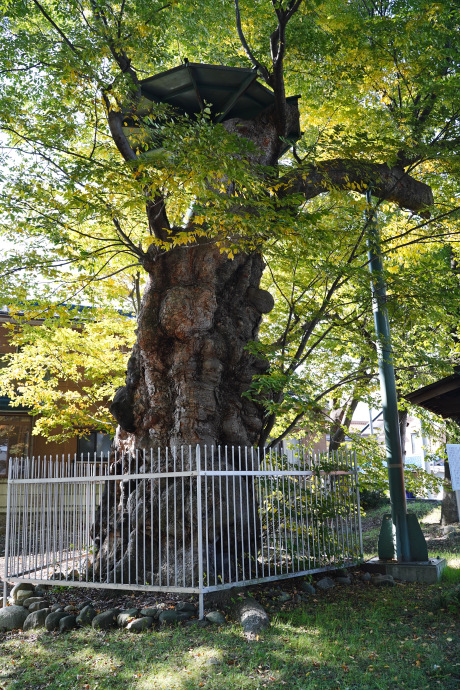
[[3, 446, 363, 617]]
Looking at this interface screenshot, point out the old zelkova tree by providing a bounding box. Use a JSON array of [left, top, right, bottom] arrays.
[[1, 1, 459, 579]]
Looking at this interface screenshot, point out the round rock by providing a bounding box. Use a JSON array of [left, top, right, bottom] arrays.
[[117, 609, 139, 628], [76, 605, 97, 626], [205, 610, 227, 625], [300, 582, 316, 595], [158, 610, 190, 624], [28, 601, 51, 613], [45, 611, 69, 632], [126, 617, 154, 632], [0, 605, 29, 631], [14, 589, 34, 606], [335, 576, 352, 585], [184, 618, 210, 628], [175, 601, 197, 614], [278, 592, 291, 602], [11, 582, 35, 599], [22, 597, 48, 609], [23, 608, 51, 631], [316, 577, 335, 591], [140, 607, 159, 619], [59, 615, 77, 632], [92, 609, 120, 630], [234, 599, 268, 635], [206, 656, 222, 666]]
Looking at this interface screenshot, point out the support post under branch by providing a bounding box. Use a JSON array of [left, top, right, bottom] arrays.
[[366, 190, 427, 562]]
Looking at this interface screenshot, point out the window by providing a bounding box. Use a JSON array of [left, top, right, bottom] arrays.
[[77, 431, 112, 457], [0, 414, 32, 477], [411, 433, 418, 455]]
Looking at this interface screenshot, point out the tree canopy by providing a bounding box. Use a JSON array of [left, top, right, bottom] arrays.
[[0, 0, 459, 454]]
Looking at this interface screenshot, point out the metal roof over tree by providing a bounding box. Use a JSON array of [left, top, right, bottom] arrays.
[[122, 61, 301, 157]]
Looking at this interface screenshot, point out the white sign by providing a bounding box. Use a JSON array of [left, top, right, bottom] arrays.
[[446, 444, 460, 491]]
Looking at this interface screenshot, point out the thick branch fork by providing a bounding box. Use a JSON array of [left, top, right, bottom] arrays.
[[280, 159, 434, 215]]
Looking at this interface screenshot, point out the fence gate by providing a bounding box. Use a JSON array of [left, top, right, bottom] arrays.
[[3, 446, 363, 618]]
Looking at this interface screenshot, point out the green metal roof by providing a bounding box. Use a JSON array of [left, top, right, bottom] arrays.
[[123, 62, 300, 156]]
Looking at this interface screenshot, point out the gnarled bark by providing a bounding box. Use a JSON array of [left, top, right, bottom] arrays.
[[92, 244, 272, 585], [111, 244, 271, 451]]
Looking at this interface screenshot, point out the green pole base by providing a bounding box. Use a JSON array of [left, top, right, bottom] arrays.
[[378, 513, 429, 562]]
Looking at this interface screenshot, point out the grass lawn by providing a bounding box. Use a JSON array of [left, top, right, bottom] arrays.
[[0, 501, 459, 690]]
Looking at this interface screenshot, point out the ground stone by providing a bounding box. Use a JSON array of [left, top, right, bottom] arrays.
[[175, 601, 197, 613], [360, 572, 372, 582], [184, 619, 210, 628], [126, 617, 154, 632], [59, 615, 77, 632], [22, 597, 48, 609], [28, 601, 51, 613], [278, 592, 291, 602], [92, 609, 120, 630], [34, 588, 51, 597], [158, 610, 191, 624], [76, 605, 97, 626], [0, 605, 29, 631], [23, 608, 51, 631], [15, 591, 34, 605], [77, 600, 93, 610], [205, 610, 226, 625], [335, 576, 352, 585], [140, 607, 159, 619], [206, 657, 222, 666], [300, 582, 316, 595], [50, 604, 64, 613], [234, 599, 269, 636], [11, 583, 35, 599], [299, 594, 312, 602], [117, 609, 139, 627], [316, 577, 335, 591], [45, 611, 68, 631]]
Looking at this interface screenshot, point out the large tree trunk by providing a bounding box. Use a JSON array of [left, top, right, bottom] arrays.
[[91, 104, 301, 586], [112, 244, 272, 451], [91, 245, 274, 585]]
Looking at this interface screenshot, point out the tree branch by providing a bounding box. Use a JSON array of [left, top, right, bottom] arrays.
[[32, 0, 83, 58], [234, 0, 272, 85], [278, 159, 434, 216], [102, 93, 137, 162]]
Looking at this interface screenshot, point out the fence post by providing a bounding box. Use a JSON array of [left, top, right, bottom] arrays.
[[196, 445, 204, 619], [354, 451, 364, 559], [3, 458, 13, 607]]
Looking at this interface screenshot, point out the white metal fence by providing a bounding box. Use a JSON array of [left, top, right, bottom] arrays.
[[3, 446, 363, 617]]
